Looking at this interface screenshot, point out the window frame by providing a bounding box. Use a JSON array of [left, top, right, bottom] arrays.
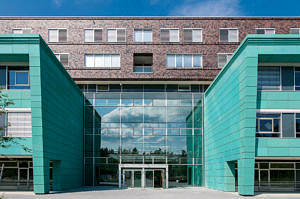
[[54, 53, 69, 67], [217, 53, 233, 68], [290, 28, 300, 34], [14, 70, 30, 86], [160, 28, 180, 43], [84, 54, 121, 68], [166, 54, 203, 69], [84, 28, 103, 43], [255, 28, 276, 34], [183, 28, 203, 43], [133, 29, 153, 43], [12, 28, 32, 34], [256, 112, 281, 137], [48, 28, 68, 43], [107, 28, 126, 43], [219, 28, 239, 43]]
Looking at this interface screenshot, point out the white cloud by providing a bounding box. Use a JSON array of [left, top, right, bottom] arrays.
[[52, 0, 62, 7], [169, 0, 243, 16]]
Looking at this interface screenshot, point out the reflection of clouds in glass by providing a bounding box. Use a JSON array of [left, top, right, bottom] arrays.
[[95, 105, 192, 129], [167, 136, 187, 154]]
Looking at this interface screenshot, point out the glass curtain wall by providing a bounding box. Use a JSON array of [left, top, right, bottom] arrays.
[[83, 84, 204, 187]]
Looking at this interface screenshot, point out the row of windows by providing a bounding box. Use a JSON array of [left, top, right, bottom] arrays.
[[12, 27, 300, 43], [0, 66, 30, 90], [256, 113, 300, 138], [67, 53, 233, 69]]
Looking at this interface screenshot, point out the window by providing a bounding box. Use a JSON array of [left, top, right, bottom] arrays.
[[0, 66, 6, 89], [8, 67, 30, 89], [256, 28, 275, 34], [217, 53, 232, 68], [133, 53, 153, 73], [12, 28, 32, 34], [107, 29, 126, 42], [48, 29, 67, 42], [134, 29, 152, 42], [290, 28, 300, 34], [178, 85, 191, 92], [257, 66, 280, 90], [296, 114, 300, 138], [258, 66, 300, 91], [160, 29, 179, 42], [85, 54, 120, 68], [166, 54, 202, 68], [96, 85, 109, 92], [219, 28, 238, 42], [183, 29, 202, 42], [256, 113, 280, 137], [6, 112, 32, 137], [0, 112, 6, 136], [84, 29, 102, 42], [55, 53, 69, 67]]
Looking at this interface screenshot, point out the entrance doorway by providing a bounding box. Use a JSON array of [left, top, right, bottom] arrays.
[[120, 164, 167, 188]]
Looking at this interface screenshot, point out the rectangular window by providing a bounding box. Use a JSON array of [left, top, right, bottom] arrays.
[[0, 66, 6, 89], [183, 29, 202, 42], [85, 54, 120, 68], [55, 53, 69, 67], [281, 67, 294, 90], [256, 28, 275, 34], [295, 68, 300, 90], [257, 66, 280, 90], [160, 29, 179, 42], [0, 112, 6, 136], [8, 67, 30, 89], [296, 113, 300, 138], [217, 53, 232, 68], [256, 113, 280, 137], [107, 29, 126, 42], [282, 113, 295, 138], [48, 29, 67, 42], [133, 53, 153, 73], [12, 28, 32, 34], [7, 112, 32, 137], [84, 29, 102, 42], [96, 85, 109, 92], [166, 54, 202, 68], [290, 28, 300, 34], [134, 29, 152, 42], [219, 28, 238, 42]]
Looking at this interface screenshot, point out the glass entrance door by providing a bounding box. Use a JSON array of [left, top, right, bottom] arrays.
[[123, 169, 142, 188]]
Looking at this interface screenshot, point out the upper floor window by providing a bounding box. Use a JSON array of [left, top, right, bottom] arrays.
[[160, 29, 179, 42], [256, 113, 280, 137], [84, 29, 102, 43], [133, 53, 153, 73], [219, 28, 238, 42], [217, 53, 232, 68], [55, 53, 69, 67], [12, 28, 32, 34], [290, 28, 300, 34], [256, 28, 275, 34], [183, 28, 202, 42], [166, 54, 202, 68], [258, 66, 300, 91], [48, 29, 67, 42], [0, 111, 32, 137], [107, 28, 126, 42], [134, 29, 152, 42], [0, 66, 30, 90], [85, 54, 120, 68]]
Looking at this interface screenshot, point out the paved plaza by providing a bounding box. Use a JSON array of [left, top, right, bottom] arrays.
[[1, 187, 300, 199]]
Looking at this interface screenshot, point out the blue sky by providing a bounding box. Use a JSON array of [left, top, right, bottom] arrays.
[[1, 0, 300, 16]]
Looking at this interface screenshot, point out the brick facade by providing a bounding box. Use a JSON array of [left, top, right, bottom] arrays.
[[1, 17, 300, 82]]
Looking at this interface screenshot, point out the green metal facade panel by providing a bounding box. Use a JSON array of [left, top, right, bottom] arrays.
[[204, 34, 300, 196], [0, 138, 32, 156], [0, 35, 84, 194]]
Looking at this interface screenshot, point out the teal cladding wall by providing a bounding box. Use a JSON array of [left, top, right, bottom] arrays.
[[0, 35, 84, 194], [204, 35, 300, 196], [33, 38, 84, 193]]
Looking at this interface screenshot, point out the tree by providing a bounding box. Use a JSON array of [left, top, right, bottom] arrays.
[[0, 90, 30, 152]]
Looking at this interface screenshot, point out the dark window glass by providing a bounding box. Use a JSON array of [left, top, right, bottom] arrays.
[[259, 119, 273, 132], [87, 84, 96, 92], [256, 29, 265, 34], [0, 66, 6, 89], [257, 66, 280, 90], [281, 67, 294, 90], [144, 84, 165, 92], [58, 29, 67, 42], [282, 113, 295, 138], [270, 170, 294, 182], [295, 68, 300, 90], [219, 29, 228, 42], [0, 112, 6, 136], [260, 170, 268, 182], [123, 84, 143, 92], [166, 85, 178, 92], [109, 84, 121, 92]]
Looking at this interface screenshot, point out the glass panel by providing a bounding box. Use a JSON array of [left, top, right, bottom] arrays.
[[0, 66, 6, 89], [167, 55, 175, 67], [260, 170, 268, 182], [295, 68, 300, 90], [95, 55, 104, 67], [176, 55, 182, 68], [259, 119, 273, 132], [85, 29, 93, 42], [184, 55, 193, 68], [107, 29, 116, 42], [193, 55, 201, 68], [270, 163, 294, 168], [257, 66, 280, 90], [134, 171, 142, 187], [270, 170, 294, 182], [145, 171, 153, 187], [168, 165, 188, 187], [134, 30, 143, 42], [219, 29, 228, 42], [111, 55, 120, 68], [281, 67, 294, 91], [144, 30, 152, 42], [15, 72, 29, 85], [85, 55, 94, 67], [192, 29, 202, 42]]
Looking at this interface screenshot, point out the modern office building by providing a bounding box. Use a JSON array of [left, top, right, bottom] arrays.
[[0, 17, 300, 196]]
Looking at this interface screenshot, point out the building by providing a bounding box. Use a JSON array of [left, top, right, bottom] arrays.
[[0, 17, 300, 195]]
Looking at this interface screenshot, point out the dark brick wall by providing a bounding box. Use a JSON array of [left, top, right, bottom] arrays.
[[1, 17, 300, 82]]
